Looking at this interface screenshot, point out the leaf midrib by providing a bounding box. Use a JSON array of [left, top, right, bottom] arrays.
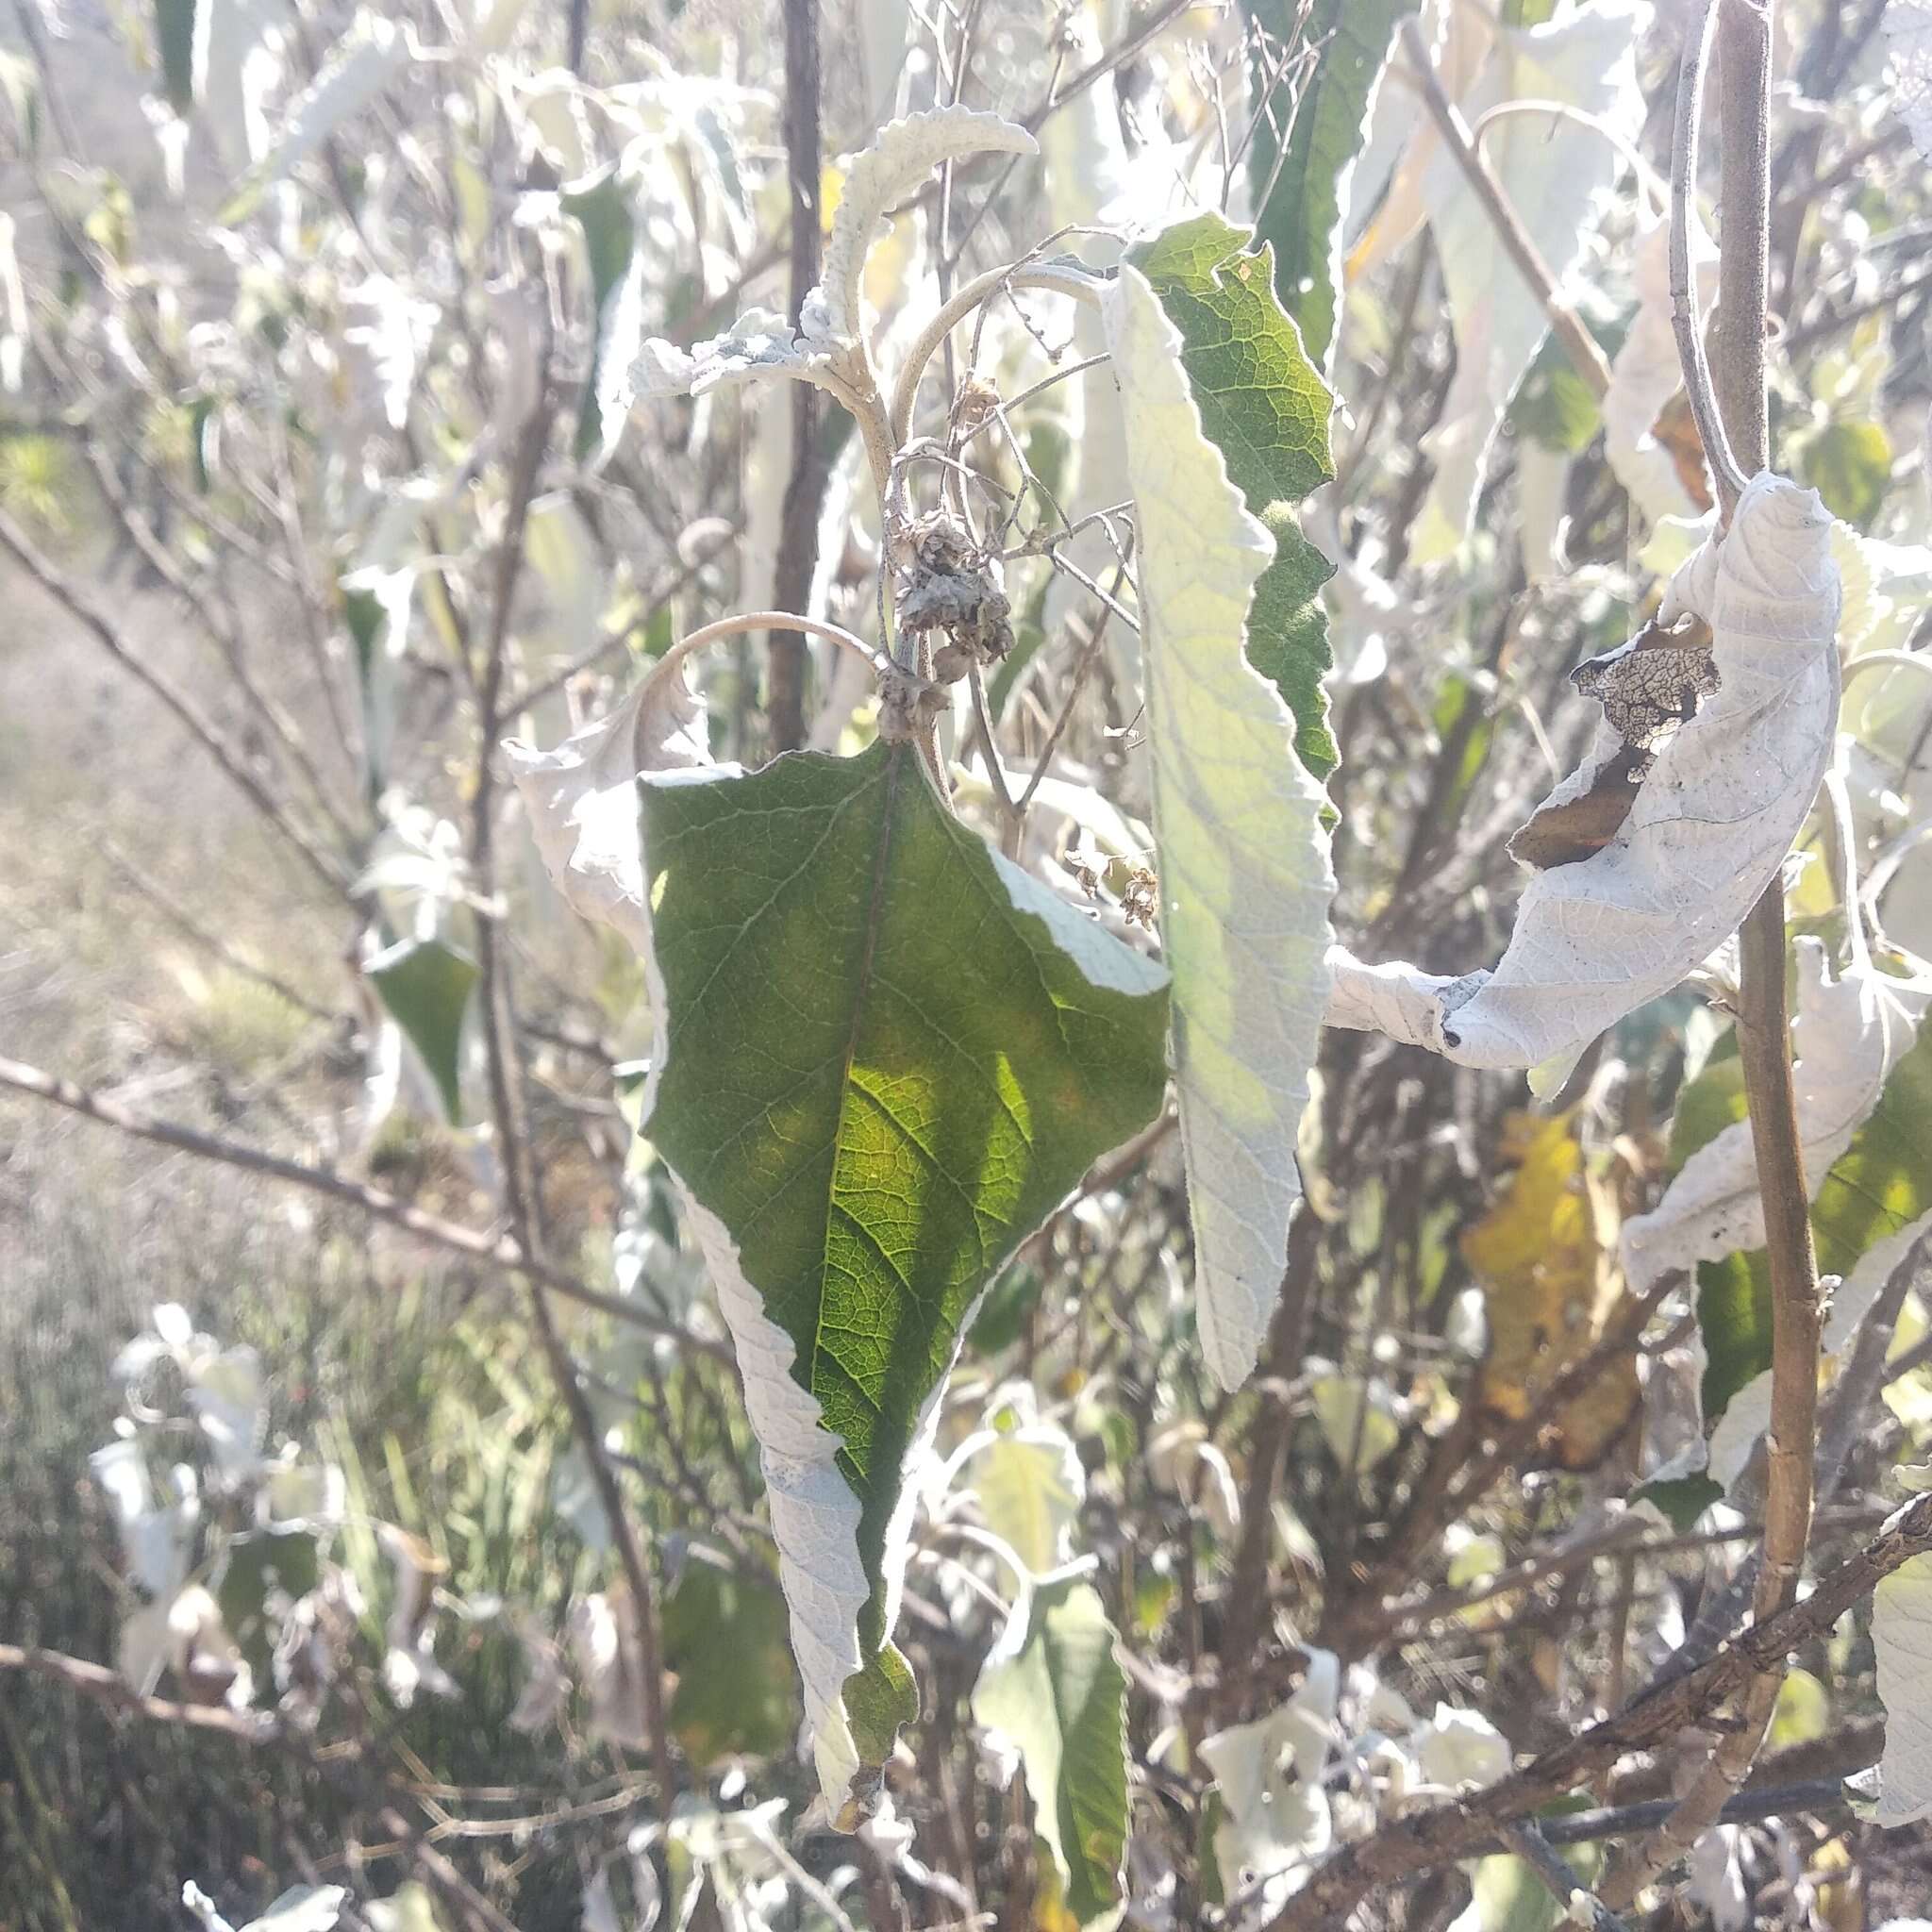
[[809, 741, 908, 1474]]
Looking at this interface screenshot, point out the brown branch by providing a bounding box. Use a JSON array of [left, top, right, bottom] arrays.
[[1601, 0, 1817, 1903], [467, 362, 681, 1814], [1393, 16, 1613, 403], [0, 1642, 281, 1742], [1266, 1490, 1932, 1925], [0, 1052, 727, 1358]]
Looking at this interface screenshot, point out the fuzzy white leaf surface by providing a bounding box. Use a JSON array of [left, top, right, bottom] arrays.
[[1103, 265, 1336, 1392], [1326, 474, 1841, 1073], [821, 107, 1035, 342], [1874, 1550, 1932, 1825], [1202, 1651, 1340, 1901], [1622, 940, 1926, 1294]]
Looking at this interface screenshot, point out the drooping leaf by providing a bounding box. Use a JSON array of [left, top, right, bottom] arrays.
[[660, 1545, 799, 1766], [584, 735, 1170, 1808], [1461, 1111, 1638, 1470], [562, 171, 640, 463], [219, 14, 411, 224], [366, 936, 475, 1124], [960, 1420, 1086, 1578], [1874, 1550, 1932, 1825], [1804, 418, 1893, 530], [1327, 475, 1841, 1084], [1106, 228, 1338, 1392], [973, 1577, 1129, 1928], [1128, 213, 1339, 780], [1241, 0, 1408, 374]]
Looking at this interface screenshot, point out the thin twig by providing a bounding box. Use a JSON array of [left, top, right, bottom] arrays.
[[1393, 16, 1612, 403], [0, 508, 354, 901], [0, 1053, 724, 1355], [1602, 1, 1815, 1900], [1665, 0, 1750, 514], [466, 357, 681, 1814]]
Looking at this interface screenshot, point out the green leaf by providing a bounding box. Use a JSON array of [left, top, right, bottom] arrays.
[[1507, 333, 1602, 455], [1803, 418, 1893, 530], [154, 0, 198, 114], [563, 170, 640, 464], [641, 737, 1169, 1804], [660, 1544, 799, 1766], [1108, 229, 1337, 1389], [367, 936, 477, 1124], [1129, 212, 1339, 781], [1241, 0, 1408, 375], [972, 1578, 1129, 1928]]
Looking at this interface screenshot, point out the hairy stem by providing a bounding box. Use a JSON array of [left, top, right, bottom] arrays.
[[1602, 0, 1817, 1904]]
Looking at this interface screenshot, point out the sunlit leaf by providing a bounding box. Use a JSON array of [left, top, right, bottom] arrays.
[[1128, 213, 1339, 779], [1241, 0, 1408, 373], [510, 708, 1170, 1807], [973, 1577, 1129, 1928], [1461, 1111, 1637, 1470], [1108, 221, 1337, 1391]]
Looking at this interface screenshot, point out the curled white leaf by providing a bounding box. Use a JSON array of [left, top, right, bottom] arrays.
[[1327, 474, 1841, 1074], [1103, 263, 1337, 1392], [1622, 940, 1926, 1295], [821, 107, 1036, 344], [629, 302, 842, 403]]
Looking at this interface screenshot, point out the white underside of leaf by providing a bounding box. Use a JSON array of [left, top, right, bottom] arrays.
[[1409, 3, 1642, 563], [503, 666, 713, 958], [1103, 267, 1336, 1392], [1622, 940, 1926, 1295], [822, 107, 1036, 342], [1604, 213, 1717, 527], [671, 1191, 871, 1803], [1874, 1548, 1932, 1824], [1326, 474, 1841, 1073]]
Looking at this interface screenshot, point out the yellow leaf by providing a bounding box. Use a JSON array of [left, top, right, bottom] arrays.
[[1461, 1111, 1639, 1469]]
